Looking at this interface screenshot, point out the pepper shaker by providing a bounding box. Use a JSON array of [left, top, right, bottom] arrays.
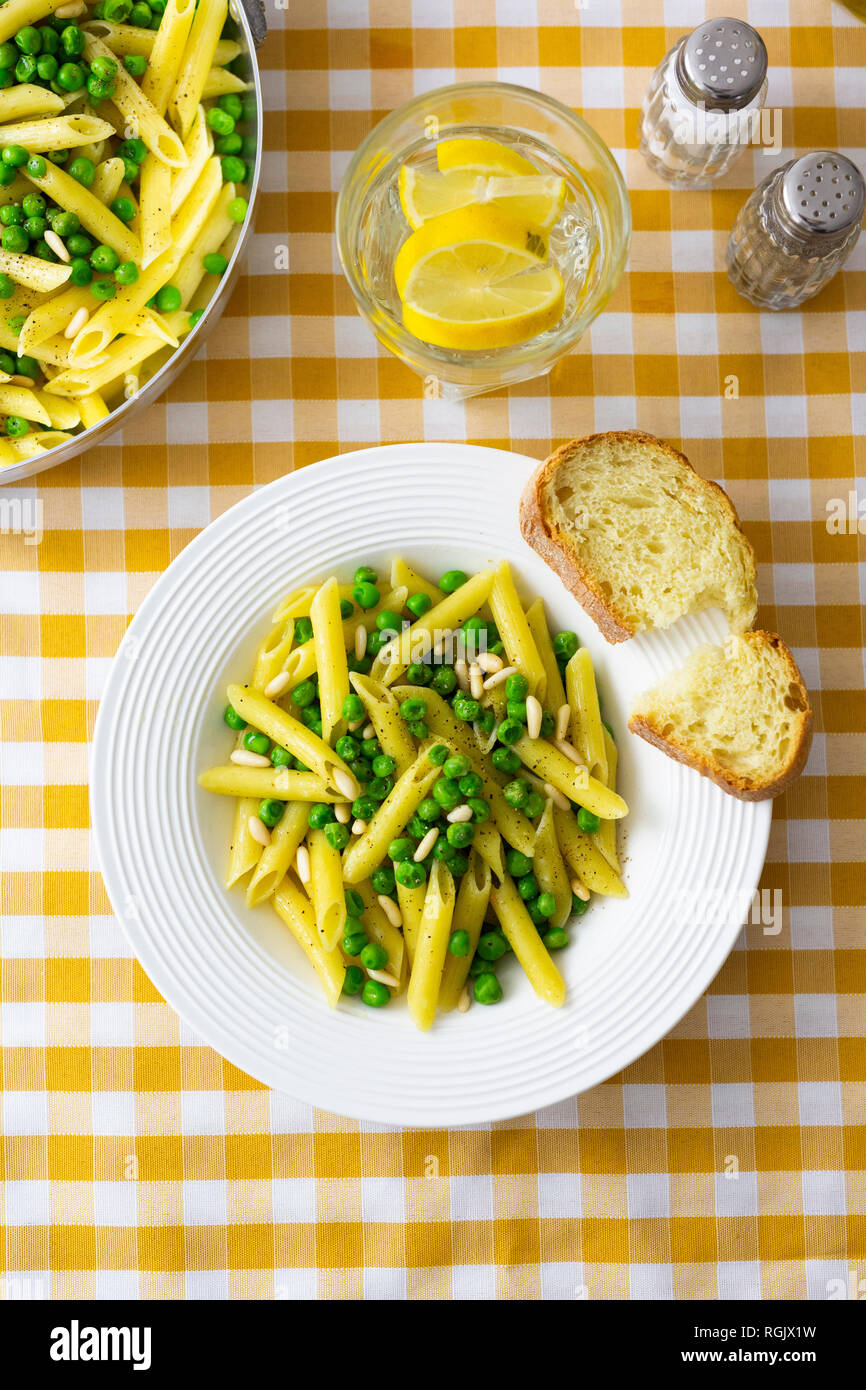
[[726, 152, 865, 309], [639, 16, 768, 188]]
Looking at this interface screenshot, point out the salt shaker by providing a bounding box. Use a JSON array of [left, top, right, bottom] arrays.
[[726, 152, 865, 309], [639, 16, 768, 187]]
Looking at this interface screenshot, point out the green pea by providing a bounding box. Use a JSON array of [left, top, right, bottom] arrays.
[[443, 754, 471, 780], [0, 351, 12, 372], [496, 717, 523, 745], [542, 928, 569, 950], [68, 256, 92, 286], [365, 630, 388, 658], [342, 965, 365, 996], [1, 145, 28, 168], [427, 744, 449, 766], [342, 930, 367, 957], [155, 283, 181, 311], [270, 745, 291, 767], [467, 797, 490, 822], [577, 807, 601, 834], [299, 703, 321, 730], [374, 607, 401, 634], [117, 137, 147, 164], [369, 864, 395, 895], [504, 779, 529, 808], [202, 251, 228, 275], [477, 931, 508, 961], [21, 192, 43, 218], [387, 837, 414, 863], [504, 848, 531, 877], [33, 238, 57, 262], [407, 814, 427, 840], [114, 260, 139, 286], [505, 672, 529, 702], [360, 736, 380, 759], [15, 353, 38, 379], [506, 700, 527, 724], [66, 233, 92, 256], [242, 730, 269, 755], [492, 747, 521, 775], [1, 225, 28, 253], [4, 415, 28, 437], [406, 591, 431, 618], [347, 758, 368, 786], [536, 892, 556, 919], [449, 852, 469, 876], [409, 719, 429, 739], [216, 132, 243, 155], [406, 662, 431, 685], [400, 696, 426, 722], [366, 776, 392, 802], [438, 569, 467, 594], [517, 872, 538, 900], [345, 888, 364, 916], [417, 798, 441, 824], [524, 791, 546, 819], [36, 53, 57, 79], [206, 106, 235, 136], [469, 955, 495, 977], [554, 631, 579, 662], [452, 695, 479, 722], [433, 838, 457, 864], [432, 777, 460, 810], [446, 822, 474, 849], [293, 757, 310, 772], [571, 892, 590, 916], [293, 616, 313, 644], [14, 55, 37, 82], [24, 218, 46, 242], [352, 581, 379, 610], [258, 798, 284, 828], [0, 274, 12, 299], [339, 598, 354, 618], [430, 667, 456, 696], [0, 164, 16, 186], [218, 92, 244, 120], [220, 154, 246, 183], [341, 691, 364, 722], [68, 156, 94, 185], [15, 26, 42, 56], [0, 71, 12, 90], [448, 930, 471, 957], [353, 565, 376, 585], [7, 313, 25, 332], [334, 735, 359, 763], [395, 859, 426, 888], [540, 711, 554, 738], [361, 979, 390, 1007], [292, 679, 317, 708], [474, 973, 503, 1004], [227, 196, 247, 223], [49, 208, 78, 236], [372, 754, 395, 779], [0, 41, 16, 66], [224, 703, 245, 730], [60, 25, 85, 57], [458, 771, 483, 797], [324, 822, 349, 851], [0, 205, 22, 226], [307, 802, 334, 829], [57, 61, 85, 91]]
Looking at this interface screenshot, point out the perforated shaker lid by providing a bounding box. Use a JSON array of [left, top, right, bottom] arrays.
[[676, 16, 768, 110], [780, 152, 865, 238]]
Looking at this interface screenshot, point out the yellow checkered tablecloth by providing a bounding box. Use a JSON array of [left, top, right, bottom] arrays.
[[0, 0, 864, 1301]]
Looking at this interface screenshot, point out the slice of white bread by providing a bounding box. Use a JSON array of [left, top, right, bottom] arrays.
[[519, 431, 757, 643], [628, 631, 812, 800]]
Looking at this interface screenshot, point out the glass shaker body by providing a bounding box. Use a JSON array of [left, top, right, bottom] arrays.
[[726, 153, 865, 310], [639, 22, 768, 188]]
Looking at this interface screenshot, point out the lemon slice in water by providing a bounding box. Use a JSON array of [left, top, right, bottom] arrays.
[[436, 136, 538, 176], [394, 205, 565, 351], [399, 166, 567, 231]]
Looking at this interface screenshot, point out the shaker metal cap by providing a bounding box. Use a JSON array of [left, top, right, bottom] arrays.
[[780, 152, 865, 236], [676, 16, 768, 110]]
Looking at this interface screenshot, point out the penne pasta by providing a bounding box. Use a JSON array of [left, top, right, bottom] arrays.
[[90, 155, 126, 206], [273, 875, 345, 1010], [488, 560, 547, 699], [525, 596, 568, 715], [553, 806, 627, 897], [490, 872, 566, 1007], [308, 828, 347, 951], [197, 765, 342, 803], [170, 0, 228, 138], [341, 754, 439, 884], [532, 802, 572, 928], [565, 648, 608, 783], [594, 726, 621, 873], [223, 684, 356, 795], [407, 859, 456, 1031], [395, 568, 494, 668], [141, 0, 197, 115], [84, 20, 241, 68], [438, 850, 491, 1012], [395, 877, 427, 969], [138, 148, 171, 269], [226, 795, 261, 888], [246, 801, 308, 907], [22, 160, 139, 260], [0, 83, 64, 123], [0, 0, 65, 43], [0, 247, 72, 293], [83, 33, 188, 168], [169, 104, 213, 217], [0, 113, 114, 151], [310, 577, 350, 745], [349, 672, 416, 774], [511, 733, 627, 819]]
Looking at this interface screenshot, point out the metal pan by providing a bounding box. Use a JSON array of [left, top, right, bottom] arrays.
[[0, 0, 267, 486]]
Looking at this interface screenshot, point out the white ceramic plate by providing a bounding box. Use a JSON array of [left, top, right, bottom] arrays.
[[91, 443, 771, 1125]]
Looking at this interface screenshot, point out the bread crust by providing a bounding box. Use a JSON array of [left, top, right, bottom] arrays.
[[628, 632, 813, 801], [518, 430, 756, 645]]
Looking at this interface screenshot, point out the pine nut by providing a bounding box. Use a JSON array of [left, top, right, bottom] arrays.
[[446, 804, 473, 823], [413, 826, 439, 861], [64, 306, 89, 340], [476, 651, 503, 674], [351, 818, 367, 836], [230, 749, 271, 768], [354, 624, 366, 660], [247, 816, 271, 847], [44, 229, 70, 263], [482, 664, 516, 690], [123, 372, 138, 399], [544, 782, 571, 812], [347, 717, 365, 733], [295, 845, 311, 883], [457, 984, 472, 1013], [431, 629, 452, 659], [377, 895, 403, 928], [553, 738, 585, 766], [264, 670, 291, 699], [469, 663, 484, 701], [454, 656, 470, 691], [332, 768, 358, 799], [334, 802, 351, 824], [55, 1, 86, 15], [526, 694, 542, 739], [556, 703, 570, 741], [8, 374, 35, 386], [571, 878, 590, 902], [366, 967, 399, 988], [362, 722, 375, 740]]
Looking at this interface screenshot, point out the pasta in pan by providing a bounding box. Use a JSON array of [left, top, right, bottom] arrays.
[[0, 0, 254, 464], [200, 558, 630, 1027]]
